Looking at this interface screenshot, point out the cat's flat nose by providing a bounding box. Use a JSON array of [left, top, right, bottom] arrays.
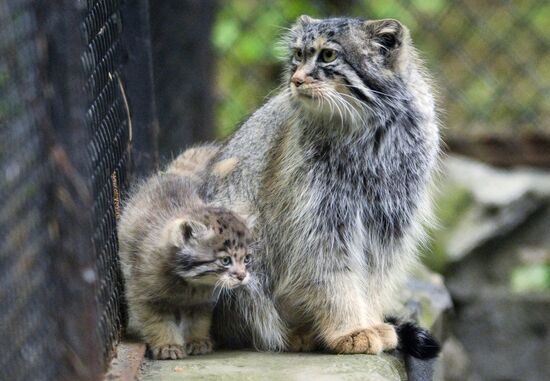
[[291, 76, 304, 87], [235, 272, 246, 281]]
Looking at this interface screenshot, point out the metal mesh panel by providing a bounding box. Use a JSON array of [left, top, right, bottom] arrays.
[[214, 0, 550, 153], [82, 0, 129, 364], [0, 1, 58, 380], [1, 0, 138, 379]]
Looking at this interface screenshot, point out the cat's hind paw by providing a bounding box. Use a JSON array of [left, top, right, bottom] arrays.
[[151, 344, 186, 360], [288, 331, 317, 352], [186, 337, 213, 355]]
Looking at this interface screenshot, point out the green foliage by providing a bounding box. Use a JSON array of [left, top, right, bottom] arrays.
[[212, 0, 316, 136], [212, 0, 550, 138]]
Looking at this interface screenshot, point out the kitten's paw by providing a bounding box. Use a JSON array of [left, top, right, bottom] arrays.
[[288, 332, 317, 352], [186, 337, 213, 355], [329, 328, 384, 354], [151, 344, 186, 360], [373, 323, 398, 350]]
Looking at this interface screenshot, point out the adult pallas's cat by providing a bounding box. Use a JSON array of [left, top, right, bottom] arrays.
[[201, 16, 440, 358]]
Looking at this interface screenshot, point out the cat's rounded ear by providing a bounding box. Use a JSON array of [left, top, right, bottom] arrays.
[[295, 15, 319, 28], [363, 19, 409, 56], [166, 218, 209, 247]]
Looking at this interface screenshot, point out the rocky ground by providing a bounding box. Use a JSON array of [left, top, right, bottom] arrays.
[[427, 155, 550, 381]]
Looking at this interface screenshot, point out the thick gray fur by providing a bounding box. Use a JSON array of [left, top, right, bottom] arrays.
[[202, 16, 440, 352]]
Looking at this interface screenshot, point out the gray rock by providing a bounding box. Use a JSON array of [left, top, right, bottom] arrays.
[[139, 351, 408, 381], [453, 292, 550, 381], [445, 196, 539, 262], [447, 206, 550, 381], [433, 336, 477, 381], [438, 155, 550, 263], [444, 156, 550, 207], [397, 266, 453, 341], [446, 204, 550, 300], [440, 157, 550, 381]]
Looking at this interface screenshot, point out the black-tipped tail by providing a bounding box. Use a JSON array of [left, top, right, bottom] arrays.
[[386, 317, 441, 359]]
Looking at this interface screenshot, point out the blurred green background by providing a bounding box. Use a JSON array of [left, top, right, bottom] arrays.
[[212, 0, 550, 142]]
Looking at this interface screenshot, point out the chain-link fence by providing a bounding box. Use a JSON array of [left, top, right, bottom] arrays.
[[83, 0, 129, 365], [213, 0, 550, 165], [0, 1, 156, 380]]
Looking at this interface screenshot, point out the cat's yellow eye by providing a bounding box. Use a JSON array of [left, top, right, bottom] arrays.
[[244, 254, 252, 265], [293, 49, 303, 61], [320, 49, 337, 63], [221, 256, 232, 266]]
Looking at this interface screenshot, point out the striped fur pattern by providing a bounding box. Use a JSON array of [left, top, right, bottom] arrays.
[[118, 173, 252, 359], [203, 16, 440, 354]]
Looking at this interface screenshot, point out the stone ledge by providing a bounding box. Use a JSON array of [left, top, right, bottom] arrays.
[[105, 341, 146, 381], [123, 264, 450, 381], [111, 265, 449, 380], [139, 350, 408, 381]]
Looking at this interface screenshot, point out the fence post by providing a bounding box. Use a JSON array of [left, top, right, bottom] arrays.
[[150, 0, 218, 163], [120, 0, 159, 177]]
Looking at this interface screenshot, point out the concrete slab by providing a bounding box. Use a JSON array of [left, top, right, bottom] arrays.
[[139, 350, 407, 381]]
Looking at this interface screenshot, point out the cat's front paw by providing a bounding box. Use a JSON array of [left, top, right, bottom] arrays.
[[150, 344, 186, 360], [185, 337, 213, 355], [328, 324, 397, 355]]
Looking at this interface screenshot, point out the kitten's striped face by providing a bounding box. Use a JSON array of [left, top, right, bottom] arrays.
[[173, 208, 253, 290], [285, 16, 409, 124]]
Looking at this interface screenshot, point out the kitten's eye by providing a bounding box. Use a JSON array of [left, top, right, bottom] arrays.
[[221, 256, 232, 266], [244, 254, 252, 265], [293, 49, 303, 61], [320, 49, 337, 63]]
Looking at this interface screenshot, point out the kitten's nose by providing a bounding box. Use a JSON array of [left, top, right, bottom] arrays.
[[235, 272, 246, 281]]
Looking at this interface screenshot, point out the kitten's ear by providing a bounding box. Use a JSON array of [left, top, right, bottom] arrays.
[[165, 218, 208, 247], [364, 19, 408, 56]]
